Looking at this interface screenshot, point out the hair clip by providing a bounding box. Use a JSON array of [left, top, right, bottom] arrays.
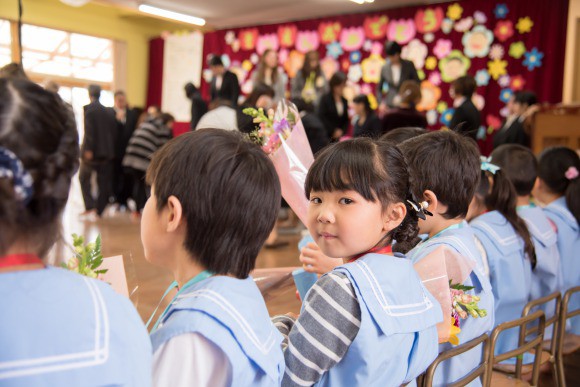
[[0, 146, 34, 204], [480, 156, 501, 175], [407, 199, 433, 220], [565, 166, 579, 181]]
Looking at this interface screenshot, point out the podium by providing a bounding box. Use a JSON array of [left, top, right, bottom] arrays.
[[532, 105, 580, 154]]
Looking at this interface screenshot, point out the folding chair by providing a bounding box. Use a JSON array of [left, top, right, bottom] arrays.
[[553, 286, 580, 387]]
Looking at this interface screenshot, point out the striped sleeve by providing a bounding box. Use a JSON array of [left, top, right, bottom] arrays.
[[278, 272, 361, 387]]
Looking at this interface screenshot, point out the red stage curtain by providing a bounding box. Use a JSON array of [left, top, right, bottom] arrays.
[[146, 37, 164, 109]]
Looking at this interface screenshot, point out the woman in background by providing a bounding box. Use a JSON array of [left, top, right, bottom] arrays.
[[318, 71, 348, 141], [352, 94, 382, 138], [493, 90, 537, 149], [449, 75, 480, 139], [251, 49, 287, 103], [291, 50, 328, 108]]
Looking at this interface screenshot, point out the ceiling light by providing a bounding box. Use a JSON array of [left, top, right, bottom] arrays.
[[349, 0, 374, 3], [138, 4, 206, 26]]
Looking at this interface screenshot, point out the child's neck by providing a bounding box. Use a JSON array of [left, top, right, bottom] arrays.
[[428, 217, 463, 238], [516, 195, 531, 207], [173, 250, 207, 288]]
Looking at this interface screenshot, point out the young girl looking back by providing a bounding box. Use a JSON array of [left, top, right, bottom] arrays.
[[274, 138, 441, 386]]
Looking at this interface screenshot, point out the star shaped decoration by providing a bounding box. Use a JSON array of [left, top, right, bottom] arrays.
[[487, 59, 508, 80]]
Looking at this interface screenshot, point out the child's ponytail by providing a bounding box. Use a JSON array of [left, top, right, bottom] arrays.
[[392, 199, 421, 253]]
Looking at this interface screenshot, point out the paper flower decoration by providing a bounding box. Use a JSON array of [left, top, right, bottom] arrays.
[[296, 31, 320, 53], [239, 28, 259, 51], [487, 59, 508, 80], [510, 75, 526, 91], [231, 39, 240, 53], [499, 88, 513, 103], [220, 54, 231, 69], [225, 31, 236, 45], [498, 75, 511, 88], [424, 33, 435, 43], [371, 42, 384, 55], [340, 27, 365, 52], [454, 17, 474, 33], [202, 69, 213, 83], [417, 69, 425, 80], [341, 58, 350, 71], [516, 17, 534, 34], [415, 7, 444, 33], [367, 94, 378, 110], [361, 54, 385, 84], [439, 50, 471, 82], [360, 83, 373, 95], [256, 34, 280, 55], [387, 19, 416, 45], [363, 40, 373, 52], [283, 50, 305, 78], [472, 93, 485, 111], [249, 53, 259, 65], [319, 22, 342, 44], [494, 20, 514, 42], [487, 114, 502, 130], [436, 102, 448, 114], [428, 71, 442, 86], [475, 69, 490, 86], [462, 26, 493, 58], [474, 11, 487, 25], [343, 83, 361, 102], [523, 48, 544, 71], [242, 60, 253, 72], [446, 3, 463, 21], [509, 42, 527, 59], [417, 80, 441, 112], [494, 4, 509, 19], [321, 56, 339, 82], [278, 25, 297, 48], [350, 50, 362, 64], [440, 108, 455, 126], [402, 39, 428, 70], [433, 39, 453, 59], [489, 44, 505, 60], [363, 15, 388, 40], [426, 110, 438, 125], [441, 18, 454, 34], [241, 79, 254, 95], [278, 49, 289, 65], [425, 56, 438, 71], [348, 64, 363, 83], [326, 42, 343, 59], [500, 106, 510, 117]]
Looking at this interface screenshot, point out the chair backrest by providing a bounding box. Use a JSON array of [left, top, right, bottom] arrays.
[[422, 333, 490, 387], [487, 310, 546, 385], [522, 291, 561, 354], [556, 286, 580, 357]]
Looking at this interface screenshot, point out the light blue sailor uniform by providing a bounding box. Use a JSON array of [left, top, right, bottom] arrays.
[[544, 197, 580, 334], [471, 211, 532, 362], [314, 253, 441, 387], [0, 267, 152, 387], [150, 276, 285, 386], [406, 222, 495, 387]]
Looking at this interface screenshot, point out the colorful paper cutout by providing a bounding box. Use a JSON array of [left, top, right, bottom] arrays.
[[424, 33, 435, 43], [426, 110, 438, 125], [486, 114, 502, 130], [516, 17, 533, 34], [242, 60, 253, 72], [361, 54, 385, 84], [256, 33, 279, 55], [231, 39, 240, 53], [498, 75, 511, 88], [321, 56, 339, 82], [364, 15, 389, 40], [340, 27, 365, 52], [326, 42, 343, 59], [439, 50, 471, 82], [241, 79, 254, 95], [296, 31, 320, 53], [202, 69, 213, 83], [440, 108, 455, 126], [343, 83, 361, 102], [360, 83, 373, 95], [221, 54, 231, 68], [475, 69, 490, 86], [225, 31, 236, 45], [350, 51, 362, 64], [341, 58, 350, 71], [509, 42, 526, 59], [476, 126, 487, 140], [499, 106, 510, 118], [402, 39, 428, 70], [474, 11, 487, 25], [494, 20, 514, 42], [387, 19, 416, 45], [494, 4, 509, 19], [510, 75, 526, 91], [523, 48, 544, 71], [462, 26, 493, 58], [489, 44, 504, 60], [433, 39, 452, 59], [487, 59, 508, 80], [446, 3, 463, 21], [437, 102, 448, 113], [415, 7, 444, 33], [417, 69, 425, 80], [250, 53, 259, 64], [348, 64, 363, 83], [454, 17, 474, 33], [278, 25, 297, 48], [239, 28, 259, 51], [367, 94, 378, 110], [363, 40, 373, 52], [425, 56, 438, 70], [283, 50, 305, 78], [417, 80, 441, 111], [472, 93, 485, 111], [441, 18, 454, 34], [319, 22, 342, 44], [278, 49, 289, 65], [428, 71, 442, 86], [371, 42, 384, 55], [499, 88, 513, 103]]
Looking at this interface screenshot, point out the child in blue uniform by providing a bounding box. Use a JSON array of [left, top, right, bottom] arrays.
[[399, 131, 495, 387], [0, 78, 151, 386], [470, 154, 535, 361], [144, 129, 285, 386], [533, 146, 580, 334], [275, 138, 442, 386]]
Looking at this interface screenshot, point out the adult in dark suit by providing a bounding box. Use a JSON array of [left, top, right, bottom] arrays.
[[184, 82, 208, 130], [291, 98, 330, 156], [80, 84, 117, 218], [318, 72, 349, 141], [493, 91, 537, 149], [377, 41, 420, 111], [208, 55, 240, 107], [449, 75, 480, 139], [352, 94, 382, 138]]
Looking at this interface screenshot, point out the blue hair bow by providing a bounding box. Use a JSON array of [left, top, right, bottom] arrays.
[[0, 146, 34, 204], [480, 156, 501, 175]]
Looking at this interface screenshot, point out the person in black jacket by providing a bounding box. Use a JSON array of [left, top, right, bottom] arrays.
[[493, 91, 537, 149], [184, 82, 208, 130], [208, 55, 240, 107], [449, 75, 480, 139], [352, 94, 382, 138], [377, 41, 420, 112], [318, 72, 349, 141], [291, 97, 330, 156], [80, 84, 117, 218]]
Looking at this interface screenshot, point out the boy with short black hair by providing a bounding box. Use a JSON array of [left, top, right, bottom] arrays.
[[144, 129, 285, 386]]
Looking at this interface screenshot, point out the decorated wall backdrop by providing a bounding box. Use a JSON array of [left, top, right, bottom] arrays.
[[200, 0, 568, 153]]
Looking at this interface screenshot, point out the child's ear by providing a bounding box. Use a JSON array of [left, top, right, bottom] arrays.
[[165, 195, 184, 233], [382, 202, 406, 232], [423, 190, 438, 213]]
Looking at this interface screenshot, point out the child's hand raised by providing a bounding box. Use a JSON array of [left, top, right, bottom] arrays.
[[299, 242, 342, 275]]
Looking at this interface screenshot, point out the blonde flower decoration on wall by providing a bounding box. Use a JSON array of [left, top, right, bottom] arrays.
[[487, 59, 508, 80], [402, 39, 428, 70], [446, 3, 463, 21], [425, 56, 438, 70], [417, 80, 441, 111], [462, 26, 493, 58], [439, 50, 471, 83], [516, 17, 534, 34], [361, 54, 385, 84]]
